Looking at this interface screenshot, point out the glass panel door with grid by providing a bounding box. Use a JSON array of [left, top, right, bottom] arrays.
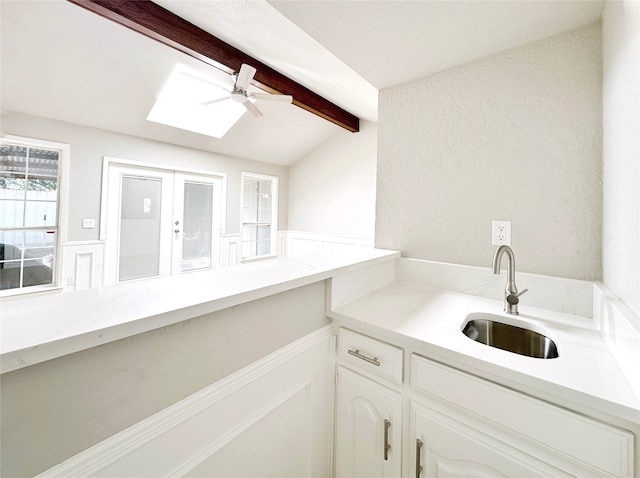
[[105, 164, 222, 285]]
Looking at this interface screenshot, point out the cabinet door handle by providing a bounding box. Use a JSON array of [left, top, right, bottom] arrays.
[[416, 438, 423, 477], [347, 348, 381, 366], [384, 419, 391, 461]]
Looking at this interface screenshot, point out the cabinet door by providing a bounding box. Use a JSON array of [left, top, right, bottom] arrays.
[[410, 401, 570, 478], [335, 367, 402, 478]]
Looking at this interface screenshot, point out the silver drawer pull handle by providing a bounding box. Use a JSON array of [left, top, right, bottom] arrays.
[[416, 438, 423, 477], [347, 349, 381, 366], [384, 419, 391, 461]]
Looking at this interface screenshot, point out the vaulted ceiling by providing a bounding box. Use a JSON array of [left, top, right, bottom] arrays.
[[0, 0, 602, 166]]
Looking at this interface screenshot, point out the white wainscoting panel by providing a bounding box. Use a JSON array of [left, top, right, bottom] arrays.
[[221, 234, 242, 267], [37, 326, 335, 478], [278, 231, 374, 259], [61, 241, 105, 292]]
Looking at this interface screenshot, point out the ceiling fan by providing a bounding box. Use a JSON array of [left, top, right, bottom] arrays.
[[201, 63, 293, 117]]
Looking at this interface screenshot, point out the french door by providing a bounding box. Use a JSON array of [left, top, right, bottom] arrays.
[[104, 164, 222, 285]]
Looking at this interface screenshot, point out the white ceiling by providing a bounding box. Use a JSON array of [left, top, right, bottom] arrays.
[[1, 0, 603, 166]]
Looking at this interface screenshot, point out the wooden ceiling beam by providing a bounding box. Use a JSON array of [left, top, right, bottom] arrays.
[[67, 0, 360, 133]]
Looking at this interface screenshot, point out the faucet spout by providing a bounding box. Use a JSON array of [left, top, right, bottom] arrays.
[[492, 245, 526, 314]]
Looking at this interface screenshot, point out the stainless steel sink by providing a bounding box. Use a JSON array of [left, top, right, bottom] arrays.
[[462, 313, 559, 359]]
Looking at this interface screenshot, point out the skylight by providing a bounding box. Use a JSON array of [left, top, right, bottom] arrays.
[[147, 64, 247, 138]]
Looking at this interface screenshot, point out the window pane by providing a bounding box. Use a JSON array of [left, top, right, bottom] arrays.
[[0, 145, 27, 177], [0, 177, 27, 198], [0, 177, 27, 227], [256, 225, 271, 256], [28, 148, 59, 179], [0, 230, 23, 260], [26, 178, 58, 198], [22, 230, 55, 288], [0, 231, 23, 290], [118, 176, 162, 281], [241, 224, 270, 258], [181, 182, 213, 272], [22, 258, 53, 288], [0, 200, 25, 227], [24, 200, 57, 227]]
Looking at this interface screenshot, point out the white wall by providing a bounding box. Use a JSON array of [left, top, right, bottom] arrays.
[[0, 281, 329, 477], [602, 1, 640, 317], [288, 120, 376, 238], [376, 24, 602, 281], [1, 112, 289, 240]]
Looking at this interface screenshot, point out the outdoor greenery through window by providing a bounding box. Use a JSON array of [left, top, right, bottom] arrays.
[[0, 140, 61, 291], [241, 173, 277, 259]]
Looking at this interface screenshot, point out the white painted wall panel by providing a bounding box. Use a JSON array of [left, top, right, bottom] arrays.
[[1, 112, 289, 241], [288, 120, 376, 238], [602, 0, 640, 316], [0, 281, 328, 477]]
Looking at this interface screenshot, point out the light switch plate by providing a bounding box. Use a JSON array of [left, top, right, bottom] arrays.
[[82, 219, 96, 229]]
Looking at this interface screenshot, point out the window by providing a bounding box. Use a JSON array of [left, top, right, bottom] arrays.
[[0, 137, 67, 293], [241, 172, 278, 260]]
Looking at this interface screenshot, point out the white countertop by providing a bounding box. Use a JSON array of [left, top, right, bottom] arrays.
[[0, 248, 400, 374], [329, 281, 640, 424]]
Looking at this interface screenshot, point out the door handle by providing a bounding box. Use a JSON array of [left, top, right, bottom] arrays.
[[416, 438, 423, 477], [384, 419, 391, 461]]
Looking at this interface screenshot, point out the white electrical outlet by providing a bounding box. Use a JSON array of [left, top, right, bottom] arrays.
[[492, 220, 511, 246]]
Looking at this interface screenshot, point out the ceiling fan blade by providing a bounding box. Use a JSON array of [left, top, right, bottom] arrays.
[[250, 93, 293, 103], [243, 101, 263, 117], [200, 96, 228, 106], [236, 63, 256, 91]]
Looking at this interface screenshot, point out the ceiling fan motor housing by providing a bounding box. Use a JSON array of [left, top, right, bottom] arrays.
[[230, 88, 249, 103]]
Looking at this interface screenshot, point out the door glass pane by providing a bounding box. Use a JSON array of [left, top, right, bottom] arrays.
[[118, 176, 162, 281], [181, 181, 213, 272]]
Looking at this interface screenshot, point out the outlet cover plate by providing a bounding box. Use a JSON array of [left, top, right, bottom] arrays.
[[492, 220, 511, 246]]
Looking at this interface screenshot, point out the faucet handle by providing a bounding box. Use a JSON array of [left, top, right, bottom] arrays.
[[506, 289, 528, 306]]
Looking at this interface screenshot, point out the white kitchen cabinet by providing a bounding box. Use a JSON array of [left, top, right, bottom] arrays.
[[334, 327, 635, 478], [334, 366, 402, 478], [410, 400, 570, 478], [411, 354, 634, 478]]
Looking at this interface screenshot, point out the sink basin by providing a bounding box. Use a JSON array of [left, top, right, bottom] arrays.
[[461, 313, 559, 359]]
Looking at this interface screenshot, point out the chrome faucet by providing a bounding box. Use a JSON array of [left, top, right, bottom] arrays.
[[492, 245, 527, 315]]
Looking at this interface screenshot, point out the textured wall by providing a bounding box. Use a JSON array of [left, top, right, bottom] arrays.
[[288, 120, 376, 238], [376, 24, 602, 280], [602, 1, 640, 316]]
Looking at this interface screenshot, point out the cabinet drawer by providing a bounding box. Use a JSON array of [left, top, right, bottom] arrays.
[[411, 354, 634, 478], [338, 328, 403, 383]]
